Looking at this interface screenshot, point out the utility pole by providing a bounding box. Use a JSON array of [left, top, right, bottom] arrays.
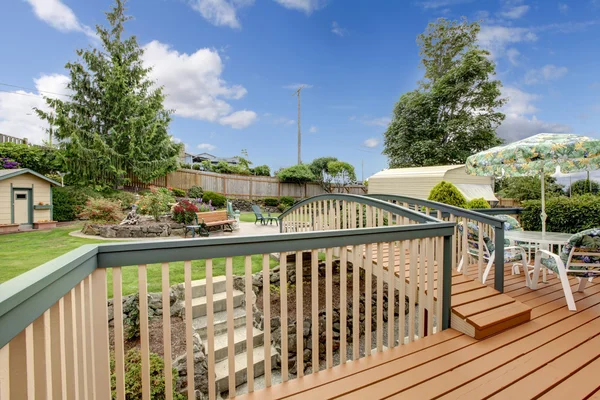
[[292, 86, 304, 164]]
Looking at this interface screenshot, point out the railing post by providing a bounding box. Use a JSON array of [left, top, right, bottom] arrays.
[[494, 226, 505, 293], [442, 234, 453, 330]]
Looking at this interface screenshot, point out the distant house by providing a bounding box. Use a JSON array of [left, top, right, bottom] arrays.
[[180, 152, 194, 165], [193, 153, 241, 166]]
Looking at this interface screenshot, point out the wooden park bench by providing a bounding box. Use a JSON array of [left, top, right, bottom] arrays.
[[185, 209, 236, 238]]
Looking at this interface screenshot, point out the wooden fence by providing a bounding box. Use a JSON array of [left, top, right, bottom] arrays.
[[126, 169, 367, 199]]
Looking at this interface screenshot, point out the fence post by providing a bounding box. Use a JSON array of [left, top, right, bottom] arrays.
[[249, 176, 253, 200], [494, 226, 505, 293], [223, 176, 227, 197], [442, 234, 452, 330]]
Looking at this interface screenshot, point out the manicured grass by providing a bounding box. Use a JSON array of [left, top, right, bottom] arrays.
[[0, 222, 278, 298], [239, 212, 281, 223]]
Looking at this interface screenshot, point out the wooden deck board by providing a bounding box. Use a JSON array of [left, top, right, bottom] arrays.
[[236, 252, 600, 399]]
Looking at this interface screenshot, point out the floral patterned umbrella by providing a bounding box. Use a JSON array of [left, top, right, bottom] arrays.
[[466, 133, 600, 232]]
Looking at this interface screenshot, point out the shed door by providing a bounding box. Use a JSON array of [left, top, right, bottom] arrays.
[[13, 190, 31, 224]]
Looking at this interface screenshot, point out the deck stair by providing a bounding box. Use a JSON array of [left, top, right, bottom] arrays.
[[190, 276, 276, 395], [363, 243, 532, 340]]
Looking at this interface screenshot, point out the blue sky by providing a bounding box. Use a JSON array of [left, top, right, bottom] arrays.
[[1, 0, 599, 180]]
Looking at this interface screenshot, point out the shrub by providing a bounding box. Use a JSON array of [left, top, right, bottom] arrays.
[[1, 156, 20, 169], [277, 203, 287, 212], [466, 198, 490, 209], [195, 198, 216, 212], [172, 200, 199, 224], [279, 196, 295, 207], [428, 181, 467, 208], [252, 165, 271, 176], [202, 191, 226, 208], [137, 186, 175, 221], [187, 185, 203, 199], [521, 194, 600, 234], [0, 142, 62, 175], [78, 198, 124, 224], [277, 164, 315, 184], [499, 176, 564, 201], [110, 348, 184, 400], [52, 186, 103, 221], [169, 187, 187, 197], [180, 163, 192, 169], [568, 179, 600, 196], [263, 197, 279, 207], [105, 190, 136, 210], [192, 163, 201, 170]]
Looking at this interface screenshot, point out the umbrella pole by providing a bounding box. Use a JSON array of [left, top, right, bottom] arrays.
[[541, 171, 547, 233]]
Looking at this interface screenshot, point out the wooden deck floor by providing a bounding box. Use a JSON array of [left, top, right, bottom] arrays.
[[238, 265, 600, 399]]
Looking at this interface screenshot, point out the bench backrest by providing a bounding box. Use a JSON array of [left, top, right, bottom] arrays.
[[196, 210, 228, 223], [251, 204, 264, 218]]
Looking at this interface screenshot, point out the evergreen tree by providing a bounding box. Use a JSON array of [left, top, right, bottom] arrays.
[[36, 0, 181, 188]]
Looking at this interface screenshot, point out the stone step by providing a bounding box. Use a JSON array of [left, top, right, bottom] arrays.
[[191, 276, 227, 298], [213, 326, 265, 363], [215, 345, 278, 395], [193, 307, 247, 338], [191, 290, 244, 319]]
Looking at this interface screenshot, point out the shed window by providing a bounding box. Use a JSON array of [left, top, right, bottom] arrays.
[[16, 194, 27, 200]]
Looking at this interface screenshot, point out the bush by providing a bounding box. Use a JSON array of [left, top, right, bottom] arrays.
[[202, 191, 226, 208], [521, 194, 600, 234], [137, 186, 175, 221], [180, 163, 192, 169], [188, 185, 203, 199], [1, 156, 20, 169], [169, 187, 187, 197], [192, 163, 201, 170], [428, 181, 467, 208], [277, 164, 315, 184], [110, 348, 184, 400], [277, 203, 288, 212], [52, 186, 103, 221], [105, 190, 136, 210], [0, 142, 62, 175], [279, 196, 295, 207], [252, 165, 271, 176], [466, 198, 490, 209], [263, 197, 279, 207], [172, 200, 199, 224], [78, 198, 124, 224], [568, 179, 600, 196]]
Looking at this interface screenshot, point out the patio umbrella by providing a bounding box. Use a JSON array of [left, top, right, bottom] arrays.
[[465, 133, 600, 232]]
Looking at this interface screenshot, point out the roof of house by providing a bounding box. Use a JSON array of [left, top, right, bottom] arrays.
[[370, 165, 466, 179], [0, 168, 61, 186]]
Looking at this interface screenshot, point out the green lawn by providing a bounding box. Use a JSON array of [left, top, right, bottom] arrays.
[[239, 212, 281, 223], [0, 223, 278, 297]]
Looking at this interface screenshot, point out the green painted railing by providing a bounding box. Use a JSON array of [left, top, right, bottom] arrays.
[[366, 194, 509, 292]]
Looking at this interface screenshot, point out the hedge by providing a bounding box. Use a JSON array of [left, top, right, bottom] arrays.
[[428, 181, 467, 208], [52, 186, 103, 222], [521, 194, 600, 234], [466, 198, 490, 209], [202, 191, 227, 208]]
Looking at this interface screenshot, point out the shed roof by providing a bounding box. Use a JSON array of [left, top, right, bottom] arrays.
[[0, 169, 61, 186], [370, 165, 465, 179]]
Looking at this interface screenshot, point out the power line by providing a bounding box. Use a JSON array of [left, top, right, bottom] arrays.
[[0, 83, 71, 98], [0, 89, 46, 99]]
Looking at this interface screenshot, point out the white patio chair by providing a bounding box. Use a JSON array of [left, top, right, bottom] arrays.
[[457, 221, 529, 285], [531, 228, 600, 311]]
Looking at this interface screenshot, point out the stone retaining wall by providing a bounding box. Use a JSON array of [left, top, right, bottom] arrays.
[[82, 222, 186, 238]]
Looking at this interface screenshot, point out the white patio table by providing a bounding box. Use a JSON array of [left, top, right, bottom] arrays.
[[505, 230, 573, 287]]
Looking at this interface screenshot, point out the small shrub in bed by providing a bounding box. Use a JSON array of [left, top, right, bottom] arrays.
[[428, 181, 467, 208], [263, 197, 280, 207], [279, 196, 295, 207], [78, 198, 124, 224], [466, 197, 490, 209], [138, 186, 175, 221], [202, 191, 226, 208], [172, 200, 199, 224], [187, 185, 203, 199], [169, 187, 187, 197]]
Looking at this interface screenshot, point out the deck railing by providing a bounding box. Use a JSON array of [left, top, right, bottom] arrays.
[[365, 194, 510, 292], [0, 216, 454, 399]]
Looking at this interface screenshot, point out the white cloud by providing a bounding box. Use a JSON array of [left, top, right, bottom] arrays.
[[24, 0, 96, 38], [309, 126, 317, 133], [331, 21, 347, 37], [416, 0, 475, 9], [189, 0, 254, 29], [496, 86, 571, 141], [506, 48, 521, 66], [478, 25, 537, 59], [524, 64, 568, 85], [499, 5, 530, 19], [197, 143, 217, 151], [142, 40, 256, 129], [558, 3, 569, 14], [272, 0, 325, 13], [218, 110, 258, 129], [359, 116, 391, 127], [283, 83, 313, 90], [0, 74, 70, 144], [363, 138, 380, 148], [589, 82, 600, 89], [273, 116, 295, 125]]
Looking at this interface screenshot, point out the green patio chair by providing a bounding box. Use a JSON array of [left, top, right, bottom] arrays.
[[251, 204, 278, 225]]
